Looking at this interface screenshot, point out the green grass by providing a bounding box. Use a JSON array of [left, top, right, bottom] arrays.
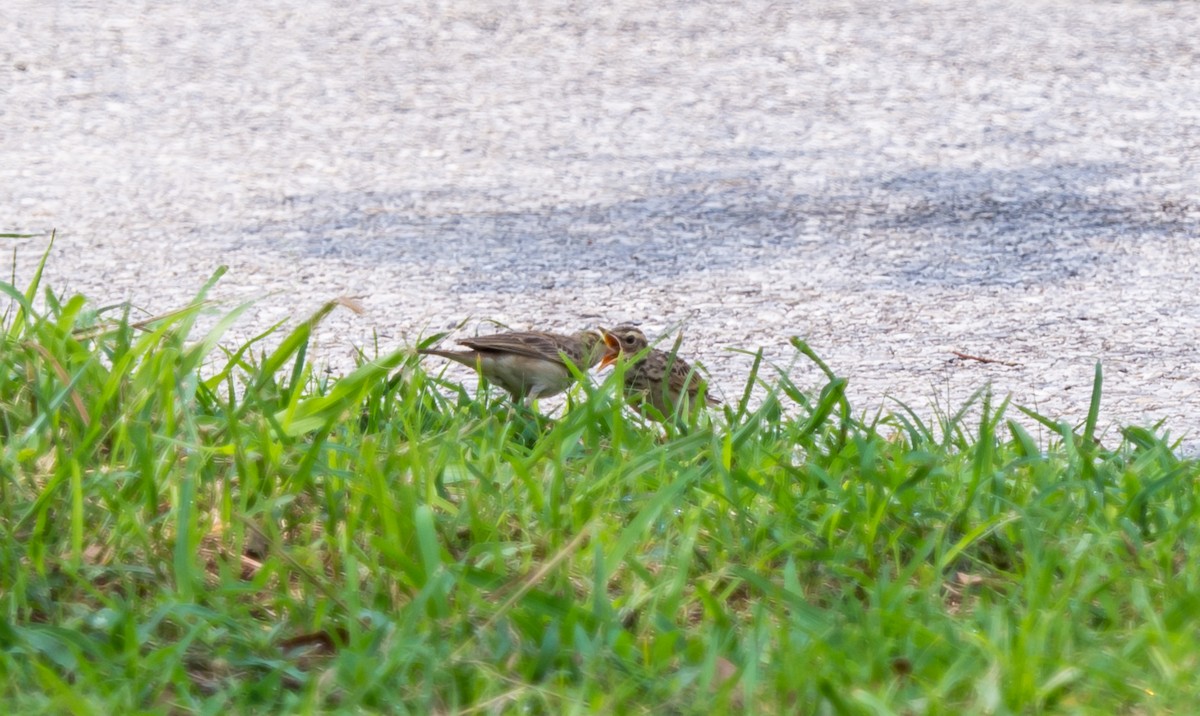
[[2, 263, 1198, 715]]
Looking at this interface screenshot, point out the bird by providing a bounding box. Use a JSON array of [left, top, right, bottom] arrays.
[[418, 329, 612, 403], [598, 325, 719, 419]]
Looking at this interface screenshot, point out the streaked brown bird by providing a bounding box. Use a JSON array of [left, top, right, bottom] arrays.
[[599, 325, 719, 419], [419, 329, 612, 403]]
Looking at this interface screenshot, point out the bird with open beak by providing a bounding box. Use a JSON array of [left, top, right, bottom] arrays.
[[598, 325, 719, 419]]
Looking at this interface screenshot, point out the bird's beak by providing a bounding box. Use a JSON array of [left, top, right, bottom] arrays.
[[598, 328, 620, 369]]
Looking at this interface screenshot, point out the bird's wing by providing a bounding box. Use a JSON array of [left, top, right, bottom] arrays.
[[665, 352, 721, 405], [458, 332, 578, 365]]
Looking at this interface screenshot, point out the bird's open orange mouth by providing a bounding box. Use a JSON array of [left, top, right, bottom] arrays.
[[599, 328, 620, 369]]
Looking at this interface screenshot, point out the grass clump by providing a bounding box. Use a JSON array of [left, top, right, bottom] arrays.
[[1, 264, 1198, 715]]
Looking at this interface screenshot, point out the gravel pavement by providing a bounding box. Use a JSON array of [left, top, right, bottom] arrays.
[[3, 0, 1199, 447]]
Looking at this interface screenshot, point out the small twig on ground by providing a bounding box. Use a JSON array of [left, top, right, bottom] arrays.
[[951, 351, 1021, 367]]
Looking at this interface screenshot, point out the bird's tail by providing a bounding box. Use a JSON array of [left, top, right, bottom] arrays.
[[417, 348, 480, 369]]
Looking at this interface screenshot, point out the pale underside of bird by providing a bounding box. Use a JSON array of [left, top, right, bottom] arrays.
[[599, 325, 719, 419], [418, 330, 612, 403]]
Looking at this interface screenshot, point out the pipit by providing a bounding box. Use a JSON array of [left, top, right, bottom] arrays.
[[419, 329, 611, 403], [599, 325, 719, 419]]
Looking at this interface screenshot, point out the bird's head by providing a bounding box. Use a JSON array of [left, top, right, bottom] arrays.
[[597, 325, 649, 369]]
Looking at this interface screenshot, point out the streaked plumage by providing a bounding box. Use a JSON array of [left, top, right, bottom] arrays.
[[419, 329, 610, 402], [599, 325, 719, 419]]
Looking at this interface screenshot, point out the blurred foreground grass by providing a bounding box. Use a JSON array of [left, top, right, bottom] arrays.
[[2, 255, 1198, 714]]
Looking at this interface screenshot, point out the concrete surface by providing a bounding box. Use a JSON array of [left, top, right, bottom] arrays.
[[3, 0, 1199, 447]]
